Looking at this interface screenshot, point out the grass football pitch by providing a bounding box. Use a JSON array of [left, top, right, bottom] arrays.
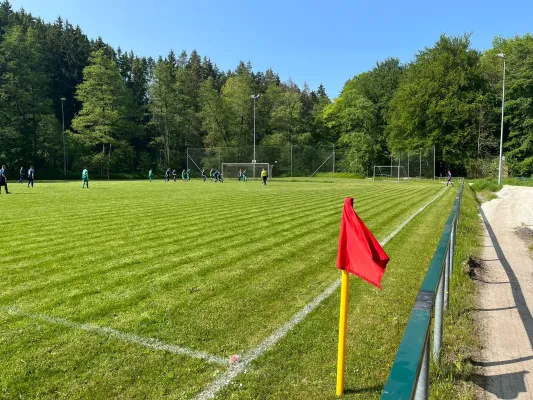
[[0, 179, 457, 399]]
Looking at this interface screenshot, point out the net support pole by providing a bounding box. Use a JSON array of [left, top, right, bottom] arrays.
[[332, 145, 335, 182], [290, 145, 293, 178], [420, 148, 422, 179], [398, 152, 401, 182], [433, 146, 436, 180]]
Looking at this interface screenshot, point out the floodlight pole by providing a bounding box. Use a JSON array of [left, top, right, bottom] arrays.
[[497, 54, 506, 186], [251, 94, 260, 179], [60, 97, 66, 176]]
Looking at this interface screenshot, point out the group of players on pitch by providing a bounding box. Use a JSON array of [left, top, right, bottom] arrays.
[[0, 165, 36, 194], [0, 164, 269, 193], [148, 167, 269, 185]]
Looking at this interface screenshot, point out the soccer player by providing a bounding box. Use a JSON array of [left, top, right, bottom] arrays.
[[82, 167, 89, 188], [165, 168, 170, 182], [18, 167, 24, 183], [201, 169, 207, 182], [209, 168, 214, 182], [172, 169, 177, 182], [148, 169, 153, 182], [181, 169, 186, 182], [0, 165, 11, 194], [261, 168, 268, 185], [213, 170, 220, 182], [186, 168, 191, 182], [446, 170, 454, 187], [27, 166, 35, 188], [242, 169, 247, 182], [238, 169, 242, 181]]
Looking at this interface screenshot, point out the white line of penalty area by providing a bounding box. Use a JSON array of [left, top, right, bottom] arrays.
[[0, 305, 227, 366], [193, 186, 449, 400]]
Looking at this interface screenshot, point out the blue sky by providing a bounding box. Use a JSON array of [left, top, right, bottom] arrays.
[[10, 0, 532, 97]]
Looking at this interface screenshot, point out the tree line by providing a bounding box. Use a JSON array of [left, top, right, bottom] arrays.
[[0, 1, 532, 177]]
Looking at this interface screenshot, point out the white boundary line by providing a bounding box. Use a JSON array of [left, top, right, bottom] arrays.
[[193, 186, 449, 400], [1, 306, 227, 366]]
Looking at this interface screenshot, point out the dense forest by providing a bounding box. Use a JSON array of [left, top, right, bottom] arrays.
[[0, 1, 532, 177]]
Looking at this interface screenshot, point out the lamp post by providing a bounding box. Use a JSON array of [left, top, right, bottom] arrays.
[[251, 94, 260, 180], [251, 94, 260, 163], [497, 53, 506, 186], [60, 97, 66, 176]]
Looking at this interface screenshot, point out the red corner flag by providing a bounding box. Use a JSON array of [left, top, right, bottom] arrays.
[[336, 198, 390, 289]]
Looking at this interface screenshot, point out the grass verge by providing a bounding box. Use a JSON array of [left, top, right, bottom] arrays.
[[429, 184, 481, 399]]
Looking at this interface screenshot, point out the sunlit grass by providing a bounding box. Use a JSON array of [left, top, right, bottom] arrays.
[[1, 179, 451, 399]]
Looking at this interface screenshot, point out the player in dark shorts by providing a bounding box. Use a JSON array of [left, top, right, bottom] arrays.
[[261, 168, 268, 185], [18, 167, 24, 183], [0, 165, 11, 194], [27, 166, 35, 187], [446, 170, 454, 187], [172, 169, 177, 182], [201, 169, 207, 182]]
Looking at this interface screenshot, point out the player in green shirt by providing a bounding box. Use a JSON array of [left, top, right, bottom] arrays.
[[209, 168, 214, 182], [186, 168, 191, 181], [181, 169, 186, 182], [82, 167, 89, 188], [148, 169, 153, 182], [242, 169, 247, 182]]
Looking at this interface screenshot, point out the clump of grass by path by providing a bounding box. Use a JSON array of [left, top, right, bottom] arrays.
[[0, 180, 449, 399], [430, 184, 481, 400]]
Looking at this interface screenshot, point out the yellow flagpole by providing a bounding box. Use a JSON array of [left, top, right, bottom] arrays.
[[336, 269, 350, 396]]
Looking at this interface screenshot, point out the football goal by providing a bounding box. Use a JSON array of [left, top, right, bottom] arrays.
[[373, 165, 409, 182], [221, 163, 273, 181]]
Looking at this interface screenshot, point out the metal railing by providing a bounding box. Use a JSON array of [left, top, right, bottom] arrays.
[[381, 180, 464, 400]]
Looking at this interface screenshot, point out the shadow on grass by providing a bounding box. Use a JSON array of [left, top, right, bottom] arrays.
[[343, 384, 384, 395]]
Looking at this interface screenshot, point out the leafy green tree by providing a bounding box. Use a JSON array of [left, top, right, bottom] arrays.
[[70, 49, 138, 172], [0, 25, 60, 168], [387, 34, 486, 169], [483, 35, 533, 175], [221, 72, 253, 146]]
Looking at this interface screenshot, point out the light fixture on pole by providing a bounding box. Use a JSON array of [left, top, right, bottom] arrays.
[[60, 97, 67, 176], [251, 94, 260, 164], [496, 53, 506, 186]]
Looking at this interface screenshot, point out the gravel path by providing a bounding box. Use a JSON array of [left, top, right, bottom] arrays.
[[474, 185, 533, 399]]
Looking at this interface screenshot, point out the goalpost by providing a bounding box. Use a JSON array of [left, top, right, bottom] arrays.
[[222, 163, 273, 181], [373, 166, 409, 182]]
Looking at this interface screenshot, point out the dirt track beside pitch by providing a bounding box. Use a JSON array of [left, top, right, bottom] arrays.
[[474, 186, 533, 399]]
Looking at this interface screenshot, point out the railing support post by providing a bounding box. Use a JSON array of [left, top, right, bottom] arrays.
[[433, 269, 445, 361], [450, 219, 456, 274], [415, 336, 430, 400], [444, 246, 450, 310]]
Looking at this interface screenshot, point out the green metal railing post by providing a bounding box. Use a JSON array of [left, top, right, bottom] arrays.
[[444, 245, 450, 310], [433, 265, 445, 360], [415, 336, 430, 400]]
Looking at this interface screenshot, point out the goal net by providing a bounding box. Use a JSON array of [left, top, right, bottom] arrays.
[[373, 166, 409, 182], [221, 163, 273, 181]]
